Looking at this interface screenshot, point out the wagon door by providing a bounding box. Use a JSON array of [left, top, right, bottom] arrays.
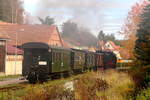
[[72, 51, 85, 70], [51, 49, 62, 73], [51, 49, 71, 73], [61, 51, 71, 72]]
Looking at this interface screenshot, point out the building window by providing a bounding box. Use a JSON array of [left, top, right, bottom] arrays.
[[0, 41, 6, 46]]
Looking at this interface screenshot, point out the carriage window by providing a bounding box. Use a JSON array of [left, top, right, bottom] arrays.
[[61, 53, 63, 60], [52, 53, 56, 61], [54, 52, 61, 61], [56, 53, 58, 61], [25, 51, 31, 55], [75, 55, 81, 61], [59, 53, 61, 61]]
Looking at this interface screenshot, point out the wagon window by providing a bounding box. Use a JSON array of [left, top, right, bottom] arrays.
[[25, 51, 32, 56], [59, 53, 61, 61], [52, 53, 56, 61], [56, 53, 59, 61], [75, 56, 80, 61], [55, 53, 58, 61]]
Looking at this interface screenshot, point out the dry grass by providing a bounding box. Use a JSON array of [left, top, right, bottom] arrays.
[[0, 70, 135, 100], [74, 70, 134, 100]]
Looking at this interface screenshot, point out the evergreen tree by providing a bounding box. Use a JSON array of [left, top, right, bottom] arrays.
[[135, 4, 150, 65], [97, 30, 120, 45], [38, 16, 55, 25], [0, 0, 24, 24], [98, 30, 105, 41]]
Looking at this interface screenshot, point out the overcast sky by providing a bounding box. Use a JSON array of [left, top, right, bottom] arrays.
[[23, 0, 140, 39]]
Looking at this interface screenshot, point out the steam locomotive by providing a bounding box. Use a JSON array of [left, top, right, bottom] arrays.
[[21, 42, 117, 83]]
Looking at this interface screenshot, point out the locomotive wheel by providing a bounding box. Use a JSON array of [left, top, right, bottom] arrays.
[[27, 73, 37, 84], [38, 74, 48, 83], [38, 78, 47, 83], [63, 72, 70, 78], [28, 75, 37, 84]]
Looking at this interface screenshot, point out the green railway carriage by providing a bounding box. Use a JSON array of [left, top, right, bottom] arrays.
[[22, 42, 71, 83], [21, 42, 117, 83], [51, 47, 71, 73], [71, 49, 86, 73]]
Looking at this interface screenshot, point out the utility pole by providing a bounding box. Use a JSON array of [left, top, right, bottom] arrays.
[[14, 32, 18, 75], [11, 0, 14, 23]]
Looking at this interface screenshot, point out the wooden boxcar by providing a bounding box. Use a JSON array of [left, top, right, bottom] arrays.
[[85, 51, 95, 71], [95, 53, 104, 69], [96, 51, 117, 69]]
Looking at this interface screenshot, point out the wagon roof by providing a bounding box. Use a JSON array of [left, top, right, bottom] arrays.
[[50, 45, 71, 51], [21, 42, 71, 51], [71, 48, 85, 52], [21, 42, 49, 49]]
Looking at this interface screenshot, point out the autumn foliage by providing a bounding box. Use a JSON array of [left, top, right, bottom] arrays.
[[121, 0, 149, 59]]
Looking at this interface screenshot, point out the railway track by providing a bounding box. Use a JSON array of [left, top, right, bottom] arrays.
[[0, 85, 25, 92]]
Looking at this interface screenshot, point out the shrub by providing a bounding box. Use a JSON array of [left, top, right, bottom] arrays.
[[136, 87, 150, 100], [22, 84, 74, 100], [74, 70, 134, 100]]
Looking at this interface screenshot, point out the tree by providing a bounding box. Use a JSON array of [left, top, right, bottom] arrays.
[[98, 30, 105, 41], [121, 0, 149, 59], [105, 34, 115, 42], [38, 16, 55, 25], [62, 21, 79, 37], [97, 30, 120, 45], [135, 4, 150, 65], [133, 3, 150, 87], [0, 0, 24, 24]]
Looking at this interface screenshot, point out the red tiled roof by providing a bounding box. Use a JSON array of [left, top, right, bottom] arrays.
[[107, 41, 120, 50], [62, 40, 71, 48], [6, 45, 23, 55], [0, 22, 63, 47]]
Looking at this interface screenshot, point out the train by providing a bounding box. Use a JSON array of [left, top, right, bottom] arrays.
[[21, 42, 117, 83]]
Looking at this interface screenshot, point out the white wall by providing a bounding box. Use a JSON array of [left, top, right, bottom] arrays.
[[5, 55, 23, 75]]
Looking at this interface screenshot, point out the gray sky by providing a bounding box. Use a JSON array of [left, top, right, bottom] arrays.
[[23, 0, 140, 39]]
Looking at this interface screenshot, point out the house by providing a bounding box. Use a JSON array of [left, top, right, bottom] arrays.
[[5, 45, 23, 75], [0, 22, 64, 75], [98, 41, 122, 59]]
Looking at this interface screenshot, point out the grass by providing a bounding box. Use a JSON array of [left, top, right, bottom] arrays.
[[0, 70, 135, 100], [0, 75, 22, 81], [0, 75, 76, 100]]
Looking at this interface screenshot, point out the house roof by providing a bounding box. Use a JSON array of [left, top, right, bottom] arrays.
[[6, 45, 23, 55], [0, 22, 63, 47], [0, 22, 13, 39], [61, 40, 71, 48], [106, 41, 120, 50]]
